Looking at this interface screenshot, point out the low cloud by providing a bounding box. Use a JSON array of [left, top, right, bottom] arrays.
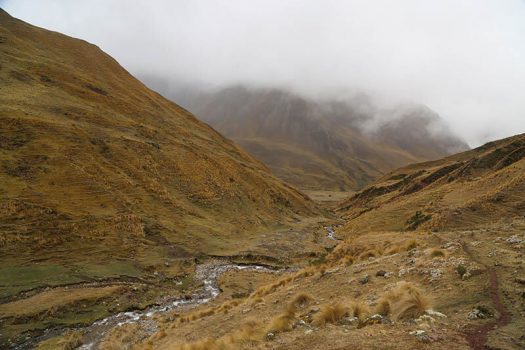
[[3, 0, 525, 146]]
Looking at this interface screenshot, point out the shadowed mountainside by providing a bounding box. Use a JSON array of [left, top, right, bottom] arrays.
[[143, 83, 469, 191]]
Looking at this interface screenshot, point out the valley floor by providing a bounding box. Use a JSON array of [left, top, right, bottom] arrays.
[[0, 215, 335, 349], [24, 217, 525, 350]]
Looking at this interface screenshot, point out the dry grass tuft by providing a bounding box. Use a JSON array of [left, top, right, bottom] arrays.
[[375, 297, 391, 316], [341, 255, 354, 266], [250, 296, 265, 305], [154, 329, 166, 339], [375, 281, 432, 321], [349, 300, 371, 321], [403, 239, 418, 251], [290, 293, 313, 308], [181, 337, 218, 350], [98, 323, 145, 350], [267, 310, 296, 333], [427, 247, 446, 258], [234, 319, 262, 342], [358, 249, 379, 261], [384, 244, 400, 255], [312, 302, 350, 326], [173, 320, 263, 349]]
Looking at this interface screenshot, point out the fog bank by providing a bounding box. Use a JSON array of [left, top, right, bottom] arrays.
[[3, 0, 525, 146]]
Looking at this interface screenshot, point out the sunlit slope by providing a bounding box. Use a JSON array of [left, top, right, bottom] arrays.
[[0, 9, 318, 279], [337, 133, 525, 234]]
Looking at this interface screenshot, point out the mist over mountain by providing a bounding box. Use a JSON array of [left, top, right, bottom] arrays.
[[141, 79, 468, 191]]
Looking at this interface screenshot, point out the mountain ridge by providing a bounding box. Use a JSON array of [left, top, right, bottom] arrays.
[[145, 83, 469, 191]]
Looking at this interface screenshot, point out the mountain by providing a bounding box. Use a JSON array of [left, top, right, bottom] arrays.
[[337, 132, 525, 235], [0, 9, 323, 345], [143, 83, 469, 191]]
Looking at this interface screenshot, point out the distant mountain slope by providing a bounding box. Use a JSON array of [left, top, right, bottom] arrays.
[[146, 84, 468, 191], [0, 9, 318, 285], [336, 133, 525, 235]]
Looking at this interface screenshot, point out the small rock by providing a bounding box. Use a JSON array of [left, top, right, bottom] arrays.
[[326, 267, 340, 274], [507, 235, 523, 245], [340, 316, 359, 325], [363, 314, 391, 325], [415, 314, 435, 328], [376, 270, 387, 277], [359, 274, 370, 284], [514, 277, 525, 285], [425, 309, 447, 318], [294, 319, 306, 328], [409, 329, 431, 343], [468, 306, 493, 320], [164, 262, 170, 267], [429, 268, 442, 279], [304, 329, 313, 335]]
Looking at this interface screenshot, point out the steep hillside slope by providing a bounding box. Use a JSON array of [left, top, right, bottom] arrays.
[[146, 84, 469, 191], [0, 10, 323, 343], [337, 133, 525, 234]]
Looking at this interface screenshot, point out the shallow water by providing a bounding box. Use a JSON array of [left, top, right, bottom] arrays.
[[78, 262, 277, 349]]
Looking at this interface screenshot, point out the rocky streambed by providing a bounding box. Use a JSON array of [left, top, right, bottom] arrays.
[[77, 262, 279, 349], [14, 226, 337, 349]]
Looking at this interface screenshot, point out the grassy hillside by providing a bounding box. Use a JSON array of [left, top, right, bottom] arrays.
[[0, 9, 325, 345], [336, 133, 525, 235]]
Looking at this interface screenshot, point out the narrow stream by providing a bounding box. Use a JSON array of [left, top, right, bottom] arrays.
[[78, 262, 278, 349], [15, 226, 336, 349]]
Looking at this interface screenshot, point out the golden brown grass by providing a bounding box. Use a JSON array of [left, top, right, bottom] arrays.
[[384, 244, 400, 255], [99, 323, 144, 350], [427, 247, 446, 258], [358, 249, 380, 260], [341, 255, 354, 266], [169, 319, 263, 350], [375, 282, 432, 321], [0, 286, 122, 317], [250, 274, 296, 298], [349, 300, 371, 321], [267, 309, 296, 333], [312, 302, 351, 326], [36, 330, 83, 350], [290, 293, 314, 308], [403, 239, 418, 251]]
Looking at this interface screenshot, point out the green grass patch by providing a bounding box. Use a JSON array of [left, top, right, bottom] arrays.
[[0, 264, 83, 298], [73, 261, 142, 279]]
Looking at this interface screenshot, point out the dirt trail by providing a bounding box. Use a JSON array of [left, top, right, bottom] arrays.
[[461, 241, 512, 350]]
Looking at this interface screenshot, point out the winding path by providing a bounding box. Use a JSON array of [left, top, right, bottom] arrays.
[[461, 241, 512, 350]]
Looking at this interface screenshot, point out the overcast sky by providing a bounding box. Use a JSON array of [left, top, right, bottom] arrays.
[[2, 0, 525, 146]]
